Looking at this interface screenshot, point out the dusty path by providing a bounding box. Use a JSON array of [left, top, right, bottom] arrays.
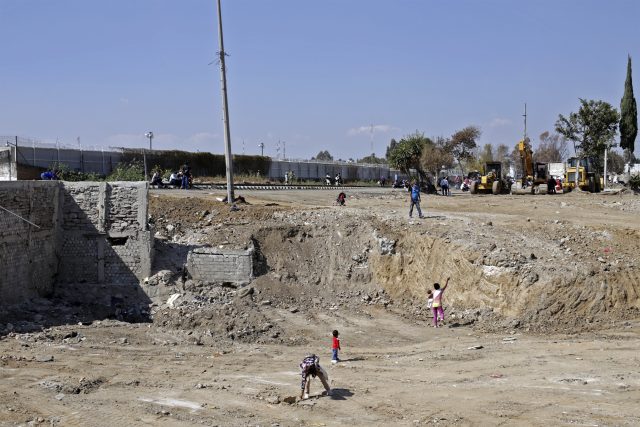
[[2, 187, 639, 426], [1, 311, 639, 426]]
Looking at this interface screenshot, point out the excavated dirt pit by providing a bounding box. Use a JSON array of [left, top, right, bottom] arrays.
[[1, 188, 639, 426]]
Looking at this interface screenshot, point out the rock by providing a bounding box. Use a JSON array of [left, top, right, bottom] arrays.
[[55, 393, 65, 401], [118, 337, 128, 345], [266, 396, 280, 404], [238, 287, 254, 298], [467, 345, 484, 350], [166, 224, 175, 232], [260, 300, 272, 306], [36, 355, 54, 362], [167, 293, 181, 308], [289, 307, 299, 313], [282, 396, 297, 404]]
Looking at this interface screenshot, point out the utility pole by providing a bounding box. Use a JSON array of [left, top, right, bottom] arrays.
[[216, 0, 234, 204], [370, 123, 374, 154], [282, 141, 286, 160], [604, 144, 608, 190], [78, 136, 84, 172], [523, 103, 527, 141]]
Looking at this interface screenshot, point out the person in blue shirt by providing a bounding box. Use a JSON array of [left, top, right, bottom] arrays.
[[409, 181, 424, 219]]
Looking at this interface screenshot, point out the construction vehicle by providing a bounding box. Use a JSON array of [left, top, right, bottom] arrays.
[[563, 157, 601, 193], [469, 161, 511, 195], [510, 138, 550, 195]]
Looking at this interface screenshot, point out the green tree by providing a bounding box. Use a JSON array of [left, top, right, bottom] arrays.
[[313, 150, 334, 161], [388, 131, 431, 181], [607, 150, 626, 174], [496, 144, 511, 174], [449, 126, 480, 175], [385, 138, 399, 159], [620, 55, 637, 162], [479, 143, 494, 164], [358, 153, 387, 164], [555, 99, 619, 172]]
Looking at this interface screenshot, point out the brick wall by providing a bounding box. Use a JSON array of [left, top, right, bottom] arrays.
[[0, 181, 152, 305], [0, 182, 59, 303], [58, 181, 151, 284], [187, 246, 254, 284]]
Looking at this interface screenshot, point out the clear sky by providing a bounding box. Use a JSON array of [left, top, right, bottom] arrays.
[[1, 0, 639, 159]]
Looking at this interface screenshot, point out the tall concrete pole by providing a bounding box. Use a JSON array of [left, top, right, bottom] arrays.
[[216, 0, 234, 203], [603, 143, 608, 190]]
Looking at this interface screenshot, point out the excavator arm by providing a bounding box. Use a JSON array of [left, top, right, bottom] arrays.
[[517, 139, 534, 178]]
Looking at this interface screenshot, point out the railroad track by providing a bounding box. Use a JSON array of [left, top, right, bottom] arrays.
[[153, 183, 381, 191]]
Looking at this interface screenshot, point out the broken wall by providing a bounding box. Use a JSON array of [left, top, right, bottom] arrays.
[[0, 147, 17, 181], [0, 181, 60, 304], [58, 182, 152, 284], [187, 247, 254, 284], [0, 181, 152, 306]]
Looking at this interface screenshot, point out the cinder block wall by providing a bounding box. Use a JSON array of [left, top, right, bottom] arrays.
[[0, 181, 152, 305], [0, 181, 60, 303], [58, 182, 152, 284], [187, 247, 254, 284]]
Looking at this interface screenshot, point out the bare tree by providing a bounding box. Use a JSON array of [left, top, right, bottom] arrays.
[[534, 131, 569, 163], [420, 137, 454, 178]]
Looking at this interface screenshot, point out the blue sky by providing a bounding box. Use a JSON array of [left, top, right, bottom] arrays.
[[1, 0, 639, 159]]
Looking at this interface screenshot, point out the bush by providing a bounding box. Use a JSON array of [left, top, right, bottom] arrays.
[[50, 162, 104, 182], [107, 160, 145, 181], [629, 173, 640, 192]]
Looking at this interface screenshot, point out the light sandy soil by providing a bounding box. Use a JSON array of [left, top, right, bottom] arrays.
[[1, 187, 639, 426]]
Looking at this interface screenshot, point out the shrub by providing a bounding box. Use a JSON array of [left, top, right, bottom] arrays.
[[629, 173, 640, 192], [107, 160, 145, 181]]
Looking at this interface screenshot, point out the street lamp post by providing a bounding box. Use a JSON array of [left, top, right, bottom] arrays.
[[258, 142, 264, 156], [145, 131, 154, 151]]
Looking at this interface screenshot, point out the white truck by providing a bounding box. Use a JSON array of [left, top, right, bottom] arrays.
[[548, 162, 566, 179]]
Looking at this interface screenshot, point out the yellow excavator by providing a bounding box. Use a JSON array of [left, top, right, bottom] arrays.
[[510, 138, 550, 195], [563, 157, 602, 193], [469, 161, 511, 195]]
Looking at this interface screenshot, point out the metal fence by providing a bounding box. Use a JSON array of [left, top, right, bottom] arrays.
[[2, 136, 124, 175], [2, 135, 403, 181]]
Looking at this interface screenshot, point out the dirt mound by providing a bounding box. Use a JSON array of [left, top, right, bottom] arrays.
[[144, 191, 640, 337]]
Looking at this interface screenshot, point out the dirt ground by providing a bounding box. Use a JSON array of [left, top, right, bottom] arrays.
[[1, 187, 640, 426]]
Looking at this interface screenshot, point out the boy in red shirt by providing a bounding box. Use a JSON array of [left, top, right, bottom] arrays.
[[331, 330, 341, 363]]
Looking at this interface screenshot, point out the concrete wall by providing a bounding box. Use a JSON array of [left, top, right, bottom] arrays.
[[187, 246, 254, 284], [58, 182, 152, 284], [0, 182, 60, 304], [0, 181, 152, 305], [268, 159, 400, 181], [0, 147, 17, 181], [8, 144, 402, 182]]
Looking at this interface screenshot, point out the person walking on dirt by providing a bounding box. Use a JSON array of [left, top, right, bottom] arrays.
[[408, 181, 424, 219], [331, 330, 341, 364], [432, 278, 450, 328], [299, 354, 331, 399]]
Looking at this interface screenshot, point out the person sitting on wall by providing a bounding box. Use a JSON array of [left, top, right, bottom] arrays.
[[169, 171, 181, 187], [150, 170, 164, 188]]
